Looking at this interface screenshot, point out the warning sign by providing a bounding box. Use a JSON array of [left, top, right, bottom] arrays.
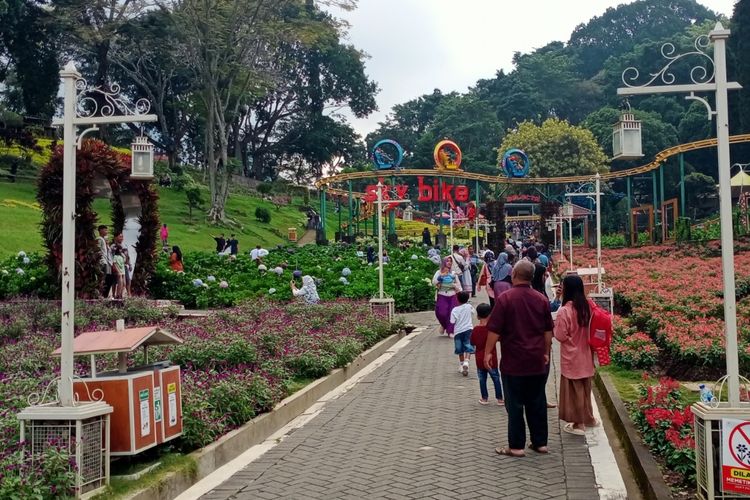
[[722, 418, 750, 494]]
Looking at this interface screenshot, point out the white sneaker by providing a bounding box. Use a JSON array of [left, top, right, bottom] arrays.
[[462, 363, 469, 376], [459, 365, 465, 374]]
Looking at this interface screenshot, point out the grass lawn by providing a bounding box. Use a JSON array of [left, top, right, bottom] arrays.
[[0, 179, 349, 257]]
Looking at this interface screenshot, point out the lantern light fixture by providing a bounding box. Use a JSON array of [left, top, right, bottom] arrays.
[[131, 136, 154, 179], [612, 110, 643, 160]]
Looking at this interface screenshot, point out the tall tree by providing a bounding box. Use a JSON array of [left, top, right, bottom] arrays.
[[498, 118, 608, 178], [0, 0, 59, 119], [731, 0, 750, 133], [236, 1, 376, 180], [569, 0, 716, 77], [174, 0, 284, 222], [110, 10, 194, 168]]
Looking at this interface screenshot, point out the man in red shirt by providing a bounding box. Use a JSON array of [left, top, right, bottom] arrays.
[[485, 260, 553, 457]]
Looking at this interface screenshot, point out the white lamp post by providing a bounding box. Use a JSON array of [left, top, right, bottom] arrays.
[[618, 23, 742, 405], [52, 62, 157, 406], [618, 25, 749, 498], [16, 61, 157, 498], [565, 174, 604, 290], [374, 182, 409, 300]]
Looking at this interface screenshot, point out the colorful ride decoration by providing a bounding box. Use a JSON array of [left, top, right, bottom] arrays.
[[433, 140, 462, 171], [501, 148, 530, 178], [372, 139, 404, 170]]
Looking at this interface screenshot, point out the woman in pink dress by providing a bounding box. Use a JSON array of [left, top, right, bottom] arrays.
[[554, 275, 597, 436]]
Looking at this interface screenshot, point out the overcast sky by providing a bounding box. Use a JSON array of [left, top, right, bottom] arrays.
[[327, 0, 737, 138]]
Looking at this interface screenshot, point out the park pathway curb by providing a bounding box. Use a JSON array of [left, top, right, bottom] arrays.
[[124, 331, 406, 500]]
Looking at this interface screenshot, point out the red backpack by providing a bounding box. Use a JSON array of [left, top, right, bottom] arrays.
[[587, 299, 612, 349]]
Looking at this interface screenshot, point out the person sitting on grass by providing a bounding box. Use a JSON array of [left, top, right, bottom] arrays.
[[471, 303, 503, 406], [450, 291, 475, 376]]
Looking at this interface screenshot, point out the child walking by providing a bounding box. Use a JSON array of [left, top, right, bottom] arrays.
[[450, 291, 475, 376], [471, 303, 504, 405]]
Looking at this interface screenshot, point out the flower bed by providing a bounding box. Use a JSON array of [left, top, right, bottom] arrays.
[[573, 244, 750, 377], [631, 376, 696, 489], [0, 298, 400, 496], [150, 244, 438, 311]]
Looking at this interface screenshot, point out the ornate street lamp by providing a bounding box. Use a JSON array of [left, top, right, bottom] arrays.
[[617, 23, 748, 499], [130, 135, 155, 179], [17, 61, 157, 497]]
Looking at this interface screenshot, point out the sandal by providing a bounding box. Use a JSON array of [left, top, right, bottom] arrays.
[[563, 423, 585, 436], [479, 399, 489, 405], [546, 402, 557, 408], [528, 444, 549, 454], [497, 399, 505, 406], [495, 447, 525, 457]]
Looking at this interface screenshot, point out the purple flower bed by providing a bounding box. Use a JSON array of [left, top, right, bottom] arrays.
[[0, 300, 398, 498], [0, 298, 399, 496]]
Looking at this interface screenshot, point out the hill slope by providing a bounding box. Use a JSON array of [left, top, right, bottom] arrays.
[[0, 180, 348, 256]]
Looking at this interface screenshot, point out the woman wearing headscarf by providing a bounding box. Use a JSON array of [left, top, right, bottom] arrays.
[[291, 275, 320, 304], [432, 256, 462, 336], [478, 250, 495, 307], [458, 248, 473, 293], [491, 252, 512, 299], [554, 275, 597, 435]]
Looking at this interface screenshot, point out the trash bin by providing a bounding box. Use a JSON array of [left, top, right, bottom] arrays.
[[53, 321, 184, 455], [288, 227, 298, 242]]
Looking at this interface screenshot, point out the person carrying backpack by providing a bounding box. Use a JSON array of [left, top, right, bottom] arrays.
[[553, 274, 605, 436]]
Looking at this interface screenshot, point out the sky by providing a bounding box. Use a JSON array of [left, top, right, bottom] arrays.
[[326, 0, 737, 138]]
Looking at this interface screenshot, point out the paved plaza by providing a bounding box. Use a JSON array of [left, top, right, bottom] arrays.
[[192, 309, 626, 500]]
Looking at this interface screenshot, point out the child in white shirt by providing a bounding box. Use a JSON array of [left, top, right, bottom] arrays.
[[450, 291, 476, 376]]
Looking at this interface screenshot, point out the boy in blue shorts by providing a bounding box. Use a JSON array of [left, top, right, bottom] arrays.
[[450, 291, 475, 376]]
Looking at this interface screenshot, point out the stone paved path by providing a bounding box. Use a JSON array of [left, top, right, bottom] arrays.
[[198, 304, 608, 500]]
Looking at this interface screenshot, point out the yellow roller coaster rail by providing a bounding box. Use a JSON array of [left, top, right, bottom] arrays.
[[317, 134, 750, 198]]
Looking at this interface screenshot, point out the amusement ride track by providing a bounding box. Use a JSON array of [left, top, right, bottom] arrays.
[[316, 134, 750, 198]]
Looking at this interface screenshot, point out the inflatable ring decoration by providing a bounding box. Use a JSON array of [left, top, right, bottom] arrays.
[[502, 148, 530, 178], [372, 139, 404, 170], [433, 140, 462, 171]]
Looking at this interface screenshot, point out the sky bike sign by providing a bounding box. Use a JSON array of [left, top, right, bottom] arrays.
[[722, 418, 750, 494], [363, 176, 470, 209]]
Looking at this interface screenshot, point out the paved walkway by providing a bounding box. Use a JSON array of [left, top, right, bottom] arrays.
[[192, 300, 625, 500]]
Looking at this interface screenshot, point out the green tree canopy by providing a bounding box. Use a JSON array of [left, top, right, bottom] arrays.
[[568, 0, 716, 77], [498, 118, 608, 178]]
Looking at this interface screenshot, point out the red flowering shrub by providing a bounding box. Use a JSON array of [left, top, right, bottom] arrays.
[[573, 245, 750, 377], [612, 332, 659, 369], [632, 377, 696, 483]]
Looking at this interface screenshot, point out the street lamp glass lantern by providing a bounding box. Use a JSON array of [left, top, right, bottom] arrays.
[[612, 112, 643, 160], [130, 136, 154, 179]]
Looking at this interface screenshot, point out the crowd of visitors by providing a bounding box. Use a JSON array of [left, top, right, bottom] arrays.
[[429, 235, 609, 458]]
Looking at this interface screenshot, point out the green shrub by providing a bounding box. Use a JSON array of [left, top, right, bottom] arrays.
[[257, 183, 274, 195], [323, 337, 364, 368], [170, 337, 257, 369], [285, 351, 335, 378], [255, 207, 271, 223]]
